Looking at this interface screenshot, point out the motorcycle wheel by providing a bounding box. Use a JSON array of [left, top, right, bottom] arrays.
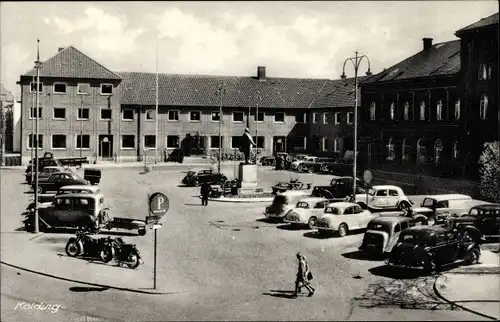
[[99, 246, 113, 263], [126, 252, 141, 269], [65, 240, 82, 257]]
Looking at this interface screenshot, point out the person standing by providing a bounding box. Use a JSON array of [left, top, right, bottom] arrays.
[[200, 181, 212, 206], [293, 252, 315, 297]]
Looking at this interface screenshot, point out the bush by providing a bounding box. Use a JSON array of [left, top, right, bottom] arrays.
[[478, 141, 500, 203]]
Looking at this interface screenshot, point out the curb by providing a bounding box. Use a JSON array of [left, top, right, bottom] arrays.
[[433, 274, 499, 321], [0, 261, 181, 295], [207, 197, 274, 203]]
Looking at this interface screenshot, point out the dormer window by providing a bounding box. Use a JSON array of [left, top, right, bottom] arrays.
[[53, 83, 67, 94], [436, 100, 443, 121]]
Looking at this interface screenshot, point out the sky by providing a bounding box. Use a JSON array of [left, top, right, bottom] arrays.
[[1, 1, 498, 97]]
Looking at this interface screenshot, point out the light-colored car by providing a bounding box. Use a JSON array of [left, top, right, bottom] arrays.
[[417, 194, 473, 225], [290, 156, 316, 171], [28, 185, 102, 211], [354, 185, 412, 213], [359, 217, 418, 256], [313, 202, 379, 237], [264, 190, 311, 222], [283, 197, 330, 228]]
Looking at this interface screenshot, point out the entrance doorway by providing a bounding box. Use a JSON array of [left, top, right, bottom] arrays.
[[273, 136, 286, 154], [98, 135, 113, 159]]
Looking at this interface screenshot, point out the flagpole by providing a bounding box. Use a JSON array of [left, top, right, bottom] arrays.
[[155, 36, 159, 164], [34, 39, 41, 233]]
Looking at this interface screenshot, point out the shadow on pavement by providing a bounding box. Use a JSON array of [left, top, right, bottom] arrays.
[[69, 286, 110, 292], [255, 218, 279, 224], [184, 203, 204, 206], [276, 224, 307, 231], [342, 250, 385, 262], [369, 265, 430, 279], [263, 290, 297, 299], [303, 231, 336, 239]]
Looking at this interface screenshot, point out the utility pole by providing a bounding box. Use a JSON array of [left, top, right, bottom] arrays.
[[31, 75, 35, 183], [216, 83, 225, 173], [80, 94, 84, 157], [34, 39, 42, 233], [255, 91, 261, 166], [155, 35, 159, 164]]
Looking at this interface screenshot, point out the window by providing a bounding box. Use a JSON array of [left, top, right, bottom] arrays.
[[417, 138, 427, 164], [145, 110, 155, 121], [434, 139, 443, 165], [77, 108, 90, 120], [344, 207, 354, 215], [295, 112, 305, 123], [402, 139, 410, 163], [419, 101, 426, 120], [29, 107, 42, 119], [274, 112, 285, 123], [76, 134, 90, 149], [333, 138, 340, 152], [53, 108, 66, 120], [314, 202, 325, 209], [389, 103, 395, 120], [144, 135, 156, 149], [369, 102, 376, 120], [252, 136, 265, 149], [30, 82, 43, 93], [231, 136, 243, 149], [389, 190, 399, 197], [121, 135, 135, 149], [100, 84, 113, 95], [312, 112, 318, 123], [322, 137, 328, 152], [454, 100, 460, 120], [313, 136, 321, 151], [436, 100, 443, 121], [394, 224, 401, 233], [190, 111, 201, 122], [322, 113, 328, 124], [53, 83, 67, 94], [478, 62, 492, 80], [168, 110, 179, 121], [376, 190, 388, 197], [166, 135, 180, 148], [122, 109, 134, 121], [334, 112, 340, 124], [28, 134, 43, 149], [210, 136, 222, 149], [254, 112, 264, 122], [294, 136, 306, 150], [51, 134, 67, 149], [452, 140, 460, 160], [386, 137, 395, 161], [233, 112, 244, 123], [347, 112, 353, 124], [211, 111, 220, 122], [77, 83, 90, 94], [403, 102, 410, 120], [480, 94, 488, 120], [100, 109, 112, 120]]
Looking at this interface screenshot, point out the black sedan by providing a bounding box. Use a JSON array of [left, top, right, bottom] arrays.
[[181, 170, 227, 186], [32, 172, 89, 194], [446, 203, 500, 238]]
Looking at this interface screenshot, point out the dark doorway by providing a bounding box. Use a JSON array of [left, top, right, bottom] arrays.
[[273, 136, 286, 154], [98, 135, 113, 159]]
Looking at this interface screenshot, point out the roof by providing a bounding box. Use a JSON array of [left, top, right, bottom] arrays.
[[54, 193, 102, 199], [23, 46, 121, 80], [298, 197, 327, 203], [117, 71, 329, 108], [310, 77, 367, 109], [424, 194, 471, 201], [405, 225, 448, 233], [326, 202, 356, 209], [363, 40, 461, 83], [456, 12, 499, 34], [372, 185, 403, 190], [471, 203, 500, 209], [0, 84, 15, 102], [58, 185, 100, 191], [370, 216, 413, 225]]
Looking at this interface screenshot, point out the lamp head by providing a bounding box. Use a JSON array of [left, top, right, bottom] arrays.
[[340, 72, 347, 79], [366, 69, 372, 76]]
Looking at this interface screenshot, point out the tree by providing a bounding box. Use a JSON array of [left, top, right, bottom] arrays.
[[478, 142, 500, 203]]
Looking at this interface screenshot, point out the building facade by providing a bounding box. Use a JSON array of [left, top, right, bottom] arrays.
[[18, 47, 357, 164]]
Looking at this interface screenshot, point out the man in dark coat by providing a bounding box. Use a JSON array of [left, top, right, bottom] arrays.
[[200, 182, 212, 206]]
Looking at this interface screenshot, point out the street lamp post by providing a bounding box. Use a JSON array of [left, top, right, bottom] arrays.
[[34, 39, 42, 233], [255, 91, 261, 165], [340, 51, 372, 200], [79, 94, 86, 158], [216, 83, 226, 173], [31, 75, 35, 183]]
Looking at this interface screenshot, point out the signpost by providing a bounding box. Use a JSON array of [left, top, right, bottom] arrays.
[[148, 192, 169, 290], [363, 170, 373, 206]]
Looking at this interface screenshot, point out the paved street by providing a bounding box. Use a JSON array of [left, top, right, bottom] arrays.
[[1, 165, 498, 321]]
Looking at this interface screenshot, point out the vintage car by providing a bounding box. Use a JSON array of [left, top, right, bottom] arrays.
[[415, 194, 473, 226], [83, 168, 101, 185], [446, 203, 500, 238], [271, 179, 312, 194], [32, 172, 89, 194], [260, 156, 276, 166], [181, 169, 227, 186], [311, 176, 364, 201], [264, 190, 311, 222], [359, 217, 419, 256], [25, 166, 70, 185], [23, 193, 147, 235], [354, 185, 413, 213], [320, 158, 356, 176], [290, 156, 318, 171], [387, 225, 482, 274], [27, 185, 102, 211], [298, 157, 336, 174], [283, 197, 331, 228], [313, 202, 379, 237]]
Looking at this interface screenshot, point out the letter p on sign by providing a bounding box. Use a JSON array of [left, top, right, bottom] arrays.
[[149, 192, 169, 219]]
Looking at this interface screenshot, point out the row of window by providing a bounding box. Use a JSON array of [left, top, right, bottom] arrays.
[[369, 95, 489, 121], [29, 82, 113, 95], [384, 137, 460, 166]]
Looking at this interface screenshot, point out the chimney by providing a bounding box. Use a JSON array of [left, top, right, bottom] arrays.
[[422, 38, 433, 51], [58, 47, 65, 52], [257, 66, 266, 81]]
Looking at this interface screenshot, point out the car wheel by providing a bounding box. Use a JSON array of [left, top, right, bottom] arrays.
[[65, 241, 82, 257], [24, 218, 34, 232], [126, 252, 141, 269], [465, 248, 480, 265], [338, 223, 348, 237], [36, 185, 43, 194], [100, 246, 113, 263], [307, 167, 314, 174], [398, 202, 409, 213], [307, 216, 318, 229], [138, 228, 146, 236], [423, 259, 437, 274], [193, 179, 200, 187]]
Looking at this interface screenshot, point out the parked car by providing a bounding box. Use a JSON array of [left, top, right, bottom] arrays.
[[446, 203, 500, 238], [271, 179, 312, 194], [320, 158, 356, 176], [354, 185, 413, 213], [290, 156, 318, 171], [283, 197, 331, 228], [313, 202, 379, 237], [298, 157, 335, 173], [260, 156, 276, 166], [83, 168, 101, 185], [359, 217, 419, 256], [32, 172, 89, 194], [387, 225, 482, 274], [414, 194, 473, 226], [28, 185, 102, 211], [311, 176, 364, 201], [264, 190, 311, 222], [25, 166, 69, 185], [181, 169, 227, 186]]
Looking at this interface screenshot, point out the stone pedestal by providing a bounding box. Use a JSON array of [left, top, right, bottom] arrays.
[[238, 163, 258, 194]]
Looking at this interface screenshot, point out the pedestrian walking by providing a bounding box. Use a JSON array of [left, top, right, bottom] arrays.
[[293, 252, 315, 297], [200, 182, 212, 206]]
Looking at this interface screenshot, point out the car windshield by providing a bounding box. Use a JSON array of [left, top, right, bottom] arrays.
[[324, 207, 339, 215], [368, 189, 376, 196], [368, 223, 390, 233], [422, 198, 435, 207], [399, 232, 430, 244], [296, 202, 309, 209]]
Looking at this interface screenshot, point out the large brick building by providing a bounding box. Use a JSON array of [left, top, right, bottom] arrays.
[[18, 46, 358, 164], [359, 13, 498, 179]]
